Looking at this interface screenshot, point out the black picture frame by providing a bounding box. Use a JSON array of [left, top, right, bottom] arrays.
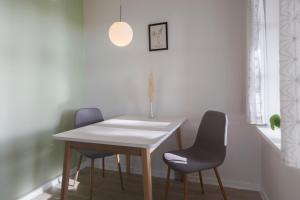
[[148, 22, 168, 51]]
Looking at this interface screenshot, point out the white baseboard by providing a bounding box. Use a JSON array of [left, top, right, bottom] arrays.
[[260, 190, 270, 200], [17, 160, 89, 200], [18, 159, 264, 200], [189, 173, 261, 191], [94, 159, 261, 192]]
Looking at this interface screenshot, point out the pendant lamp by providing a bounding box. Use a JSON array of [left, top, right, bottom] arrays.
[[108, 0, 133, 47]]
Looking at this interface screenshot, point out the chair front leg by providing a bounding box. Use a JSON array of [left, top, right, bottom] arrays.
[[213, 168, 228, 200], [198, 171, 204, 194], [183, 174, 188, 200], [116, 154, 125, 191], [90, 159, 95, 200], [102, 157, 105, 178]]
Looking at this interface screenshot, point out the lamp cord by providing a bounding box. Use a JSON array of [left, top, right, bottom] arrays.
[[119, 0, 122, 22]]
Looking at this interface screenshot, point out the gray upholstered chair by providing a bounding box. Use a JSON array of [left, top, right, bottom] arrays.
[[163, 111, 228, 200], [74, 108, 124, 199]]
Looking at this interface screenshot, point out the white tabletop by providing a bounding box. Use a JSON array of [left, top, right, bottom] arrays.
[[53, 115, 186, 149]]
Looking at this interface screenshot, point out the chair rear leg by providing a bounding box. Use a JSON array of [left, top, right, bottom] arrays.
[[213, 168, 228, 200], [116, 154, 125, 191], [102, 157, 105, 178], [164, 167, 171, 200], [90, 159, 95, 200], [183, 174, 188, 200], [74, 155, 83, 184], [198, 171, 205, 194]]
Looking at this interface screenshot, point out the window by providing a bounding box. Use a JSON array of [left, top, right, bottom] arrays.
[[264, 0, 280, 125], [247, 0, 280, 126], [256, 0, 281, 151]]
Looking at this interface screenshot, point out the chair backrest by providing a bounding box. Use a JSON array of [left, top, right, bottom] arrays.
[[75, 108, 104, 128], [193, 111, 228, 160]]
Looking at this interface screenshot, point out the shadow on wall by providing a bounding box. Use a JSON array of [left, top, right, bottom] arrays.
[[0, 109, 81, 200], [0, 0, 84, 199]]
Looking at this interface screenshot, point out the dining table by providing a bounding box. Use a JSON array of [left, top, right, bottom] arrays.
[[53, 115, 186, 200]]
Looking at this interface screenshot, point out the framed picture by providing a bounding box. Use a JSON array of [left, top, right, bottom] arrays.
[[148, 22, 168, 51]]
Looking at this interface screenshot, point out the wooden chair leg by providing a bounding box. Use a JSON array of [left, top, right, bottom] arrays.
[[90, 159, 95, 200], [183, 174, 188, 200], [164, 167, 171, 200], [74, 155, 83, 184], [116, 154, 125, 191], [126, 153, 131, 175], [198, 171, 205, 194], [214, 168, 228, 200], [102, 157, 105, 178]]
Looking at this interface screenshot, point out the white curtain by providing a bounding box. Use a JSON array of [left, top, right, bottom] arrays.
[[247, 0, 267, 125], [280, 0, 300, 168]]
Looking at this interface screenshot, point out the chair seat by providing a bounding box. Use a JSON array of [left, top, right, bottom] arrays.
[[79, 150, 114, 159], [163, 147, 223, 173]]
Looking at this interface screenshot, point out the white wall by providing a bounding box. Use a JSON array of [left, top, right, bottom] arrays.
[[84, 0, 261, 190]]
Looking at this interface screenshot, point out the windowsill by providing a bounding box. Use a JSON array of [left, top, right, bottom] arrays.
[[256, 125, 281, 153]]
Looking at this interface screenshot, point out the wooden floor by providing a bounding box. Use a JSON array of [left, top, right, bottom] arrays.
[[34, 168, 262, 200]]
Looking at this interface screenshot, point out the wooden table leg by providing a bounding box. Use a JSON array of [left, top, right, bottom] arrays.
[[61, 141, 72, 200], [141, 148, 152, 200], [176, 128, 183, 150], [175, 128, 183, 181], [126, 153, 131, 175]]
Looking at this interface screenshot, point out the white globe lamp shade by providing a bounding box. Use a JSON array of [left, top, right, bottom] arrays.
[[109, 21, 133, 47]]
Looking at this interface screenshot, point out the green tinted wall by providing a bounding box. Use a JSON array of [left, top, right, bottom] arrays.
[[0, 0, 84, 199]]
